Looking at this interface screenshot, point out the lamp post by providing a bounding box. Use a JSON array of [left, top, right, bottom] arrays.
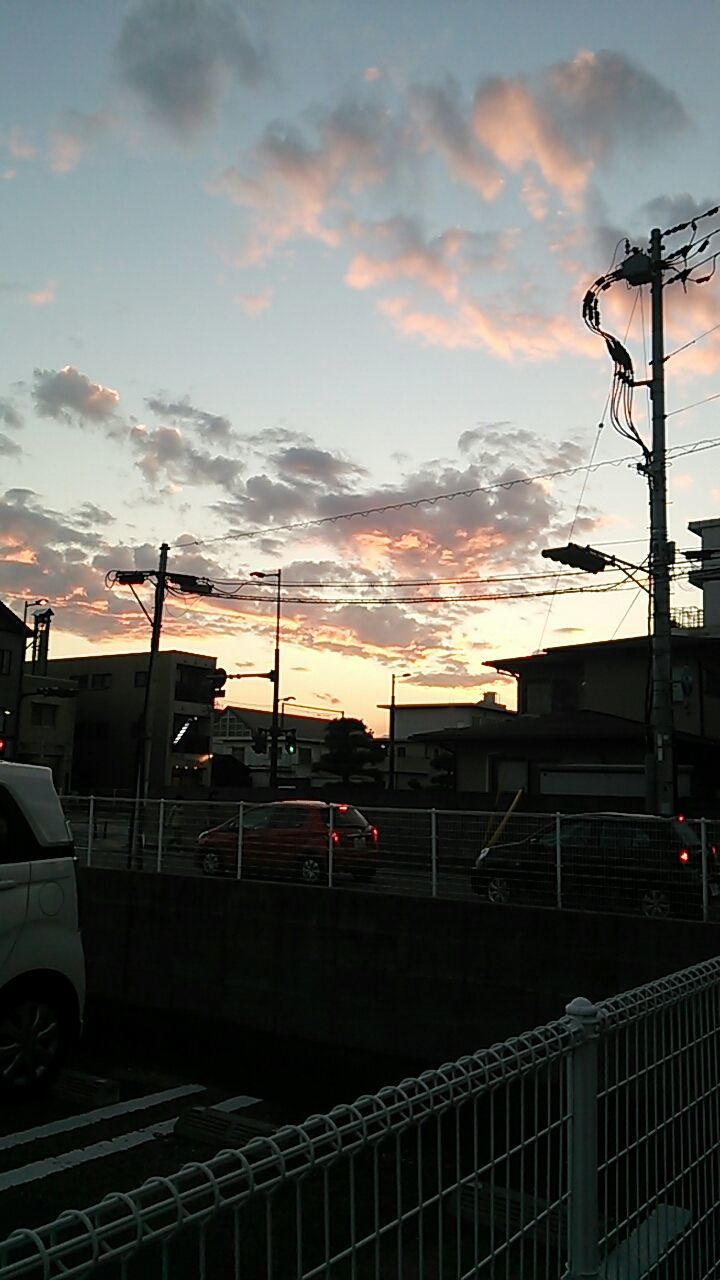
[[388, 671, 411, 791], [251, 569, 282, 788], [281, 695, 296, 727]]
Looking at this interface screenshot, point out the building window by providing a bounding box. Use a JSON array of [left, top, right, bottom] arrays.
[[0, 649, 11, 676], [134, 670, 147, 688], [30, 703, 57, 728], [74, 674, 88, 690], [90, 673, 112, 691]]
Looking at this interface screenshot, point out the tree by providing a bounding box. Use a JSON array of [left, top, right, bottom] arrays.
[[315, 717, 387, 784]]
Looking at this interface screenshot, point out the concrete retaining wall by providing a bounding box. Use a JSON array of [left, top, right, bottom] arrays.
[[79, 868, 720, 1062]]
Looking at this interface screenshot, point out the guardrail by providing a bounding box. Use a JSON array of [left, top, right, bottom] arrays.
[[4, 955, 720, 1277], [63, 795, 720, 923]]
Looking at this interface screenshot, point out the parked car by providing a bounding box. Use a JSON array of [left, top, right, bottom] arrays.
[[470, 813, 717, 919], [198, 801, 379, 884], [0, 762, 85, 1097]]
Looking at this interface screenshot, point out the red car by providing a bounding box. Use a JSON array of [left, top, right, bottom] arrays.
[[197, 800, 379, 884]]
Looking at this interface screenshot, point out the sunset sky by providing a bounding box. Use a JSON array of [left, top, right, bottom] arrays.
[[1, 0, 719, 731]]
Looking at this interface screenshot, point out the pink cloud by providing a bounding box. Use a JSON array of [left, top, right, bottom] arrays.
[[378, 294, 596, 361], [1, 128, 36, 161], [472, 77, 590, 206], [49, 110, 114, 174], [235, 288, 273, 314], [26, 281, 57, 307]]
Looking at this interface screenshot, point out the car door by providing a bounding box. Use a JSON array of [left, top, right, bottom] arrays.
[[264, 807, 311, 875], [0, 784, 32, 971], [557, 818, 601, 905]]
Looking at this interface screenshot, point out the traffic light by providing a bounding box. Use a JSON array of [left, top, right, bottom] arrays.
[[285, 728, 297, 756], [541, 543, 608, 574], [251, 728, 268, 754]]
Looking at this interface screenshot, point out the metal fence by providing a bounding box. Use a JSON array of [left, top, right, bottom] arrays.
[[4, 955, 720, 1277], [64, 795, 720, 923]]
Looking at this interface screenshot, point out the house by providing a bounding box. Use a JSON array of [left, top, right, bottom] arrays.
[[212, 705, 336, 787], [414, 710, 712, 806], [47, 650, 218, 795], [376, 691, 511, 789]]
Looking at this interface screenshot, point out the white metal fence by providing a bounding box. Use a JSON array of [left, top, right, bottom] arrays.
[[4, 956, 720, 1277], [63, 795, 720, 923]]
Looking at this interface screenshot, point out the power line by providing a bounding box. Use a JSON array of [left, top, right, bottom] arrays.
[[277, 568, 596, 589], [666, 392, 720, 419], [665, 321, 720, 363], [172, 434, 720, 552]]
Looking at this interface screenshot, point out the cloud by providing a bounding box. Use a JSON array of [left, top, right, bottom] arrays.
[[0, 128, 36, 161], [26, 281, 57, 307], [145, 394, 233, 444], [471, 51, 687, 208], [409, 79, 503, 199], [378, 293, 594, 360], [235, 288, 272, 314], [273, 446, 366, 485], [49, 110, 114, 174], [129, 424, 242, 491], [213, 99, 403, 263], [0, 399, 23, 431], [345, 217, 516, 303], [114, 0, 264, 139], [33, 366, 122, 428], [0, 435, 22, 459]]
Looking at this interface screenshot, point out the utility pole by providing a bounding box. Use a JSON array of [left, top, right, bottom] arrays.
[[141, 541, 169, 801], [270, 571, 281, 789], [647, 228, 675, 815], [616, 229, 675, 814], [129, 542, 168, 868]]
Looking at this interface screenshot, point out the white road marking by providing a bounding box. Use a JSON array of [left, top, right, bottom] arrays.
[[0, 1083, 205, 1153], [0, 1092, 262, 1191], [214, 1094, 260, 1112]]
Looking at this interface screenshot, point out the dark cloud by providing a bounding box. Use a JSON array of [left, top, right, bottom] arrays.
[[72, 502, 115, 528], [145, 394, 233, 444], [547, 50, 689, 159], [115, 0, 264, 139], [32, 366, 122, 429], [641, 192, 720, 228], [273, 447, 366, 485], [409, 79, 503, 198], [0, 398, 23, 430], [0, 434, 22, 458], [129, 424, 242, 491]]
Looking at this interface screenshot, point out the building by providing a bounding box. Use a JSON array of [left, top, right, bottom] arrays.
[[0, 601, 30, 759], [377, 691, 511, 789], [47, 650, 218, 795], [16, 672, 76, 792], [213, 705, 336, 787]]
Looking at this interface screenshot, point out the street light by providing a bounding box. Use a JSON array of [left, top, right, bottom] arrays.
[[388, 671, 411, 791], [250, 569, 282, 788], [281, 695, 296, 726]]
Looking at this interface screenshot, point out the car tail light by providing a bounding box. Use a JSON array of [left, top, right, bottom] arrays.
[[338, 804, 349, 812], [332, 830, 340, 845], [711, 845, 718, 860], [371, 826, 379, 844], [679, 849, 689, 864]]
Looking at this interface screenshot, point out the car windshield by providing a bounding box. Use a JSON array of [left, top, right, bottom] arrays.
[[324, 806, 368, 829], [241, 806, 274, 830]]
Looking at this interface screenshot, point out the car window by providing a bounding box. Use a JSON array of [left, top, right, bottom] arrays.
[[267, 807, 310, 830], [325, 806, 367, 829], [0, 784, 41, 863], [242, 806, 273, 831]]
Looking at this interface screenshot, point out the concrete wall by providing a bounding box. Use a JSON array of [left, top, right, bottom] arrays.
[[79, 868, 720, 1064]]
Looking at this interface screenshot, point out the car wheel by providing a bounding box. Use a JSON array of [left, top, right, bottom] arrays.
[[0, 990, 67, 1098], [486, 875, 512, 905], [640, 886, 672, 919], [299, 853, 326, 885], [201, 848, 223, 876]]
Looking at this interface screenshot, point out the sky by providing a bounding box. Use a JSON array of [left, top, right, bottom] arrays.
[[1, 0, 720, 733]]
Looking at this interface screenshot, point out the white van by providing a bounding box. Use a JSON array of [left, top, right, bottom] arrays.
[[0, 762, 85, 1097]]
